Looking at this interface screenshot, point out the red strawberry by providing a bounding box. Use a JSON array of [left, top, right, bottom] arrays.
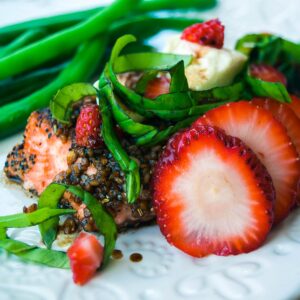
[[153, 125, 274, 257], [181, 19, 224, 49], [194, 101, 300, 224], [75, 104, 103, 148], [144, 76, 170, 99], [251, 98, 300, 157], [67, 232, 104, 285], [250, 64, 287, 85], [287, 95, 300, 119]]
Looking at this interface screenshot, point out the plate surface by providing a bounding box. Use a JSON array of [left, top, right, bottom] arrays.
[[1, 0, 300, 299]]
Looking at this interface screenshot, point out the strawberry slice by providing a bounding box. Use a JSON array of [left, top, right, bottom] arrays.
[[250, 64, 287, 85], [288, 95, 300, 119], [153, 125, 274, 257], [67, 232, 104, 285], [194, 101, 300, 224], [144, 76, 170, 99], [251, 98, 300, 157]]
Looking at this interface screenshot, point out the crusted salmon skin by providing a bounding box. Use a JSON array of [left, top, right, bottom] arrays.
[[5, 109, 71, 195], [4, 107, 160, 231]]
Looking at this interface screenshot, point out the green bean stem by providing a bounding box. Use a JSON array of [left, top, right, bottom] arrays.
[[0, 29, 46, 58], [0, 62, 67, 106], [0, 0, 140, 79], [0, 0, 215, 45], [0, 36, 107, 139]]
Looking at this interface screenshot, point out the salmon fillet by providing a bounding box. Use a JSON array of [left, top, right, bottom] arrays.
[[5, 109, 71, 194], [4, 108, 159, 231]]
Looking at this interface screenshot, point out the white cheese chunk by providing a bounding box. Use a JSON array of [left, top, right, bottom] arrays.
[[164, 35, 247, 91]]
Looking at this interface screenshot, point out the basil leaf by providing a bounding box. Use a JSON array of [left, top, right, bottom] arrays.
[[99, 92, 141, 203], [38, 183, 68, 249], [114, 52, 192, 73], [283, 40, 300, 64], [135, 116, 198, 146], [110, 34, 137, 66], [169, 60, 189, 93], [66, 186, 117, 266], [236, 33, 300, 66], [0, 208, 74, 228], [246, 75, 291, 103], [0, 227, 6, 240], [191, 82, 245, 102], [50, 82, 97, 124], [0, 238, 69, 269], [235, 33, 283, 65], [102, 83, 157, 137], [135, 70, 159, 94], [108, 34, 244, 122]]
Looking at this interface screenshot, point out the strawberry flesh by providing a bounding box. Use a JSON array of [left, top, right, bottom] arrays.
[[288, 95, 300, 119], [250, 64, 287, 85], [251, 97, 300, 157], [195, 101, 300, 224], [67, 232, 104, 285], [144, 76, 170, 99], [75, 104, 103, 148], [153, 125, 274, 257], [181, 19, 225, 48]]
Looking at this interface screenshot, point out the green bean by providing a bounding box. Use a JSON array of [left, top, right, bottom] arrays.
[[0, 37, 107, 139], [0, 8, 102, 45], [1, 14, 200, 107], [0, 0, 215, 45], [0, 29, 46, 58], [99, 92, 141, 203], [110, 15, 203, 43], [38, 183, 68, 249], [138, 0, 216, 12], [0, 0, 140, 79], [0, 62, 66, 106]]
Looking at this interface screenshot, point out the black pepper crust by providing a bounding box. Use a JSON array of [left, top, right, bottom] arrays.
[[4, 104, 162, 232], [56, 137, 162, 232]]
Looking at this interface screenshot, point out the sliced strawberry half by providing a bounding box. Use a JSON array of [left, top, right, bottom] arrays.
[[194, 101, 300, 224], [287, 95, 300, 119], [153, 125, 274, 257], [144, 76, 170, 99], [251, 97, 300, 157], [67, 232, 104, 285]]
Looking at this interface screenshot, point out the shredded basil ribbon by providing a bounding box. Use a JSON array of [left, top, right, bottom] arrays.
[[39, 183, 117, 266], [0, 207, 75, 269], [50, 82, 97, 124], [0, 183, 117, 269], [235, 33, 300, 101]]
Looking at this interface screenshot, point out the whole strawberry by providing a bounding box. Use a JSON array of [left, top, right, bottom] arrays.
[[181, 19, 225, 48], [75, 104, 103, 148]]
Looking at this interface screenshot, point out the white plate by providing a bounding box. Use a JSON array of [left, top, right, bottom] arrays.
[[1, 0, 300, 299]]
